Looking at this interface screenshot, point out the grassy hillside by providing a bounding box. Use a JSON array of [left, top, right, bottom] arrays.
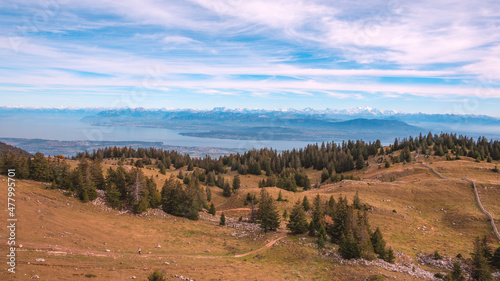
[[1, 151, 499, 280]]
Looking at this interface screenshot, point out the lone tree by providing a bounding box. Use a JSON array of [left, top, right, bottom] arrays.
[[302, 195, 311, 212], [232, 175, 241, 191], [220, 213, 226, 226], [209, 202, 216, 216], [287, 200, 308, 234], [255, 189, 281, 231]]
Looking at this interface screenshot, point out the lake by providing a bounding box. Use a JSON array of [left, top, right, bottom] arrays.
[[0, 117, 316, 151]]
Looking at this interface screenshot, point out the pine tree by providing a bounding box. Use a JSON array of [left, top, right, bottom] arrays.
[[209, 202, 216, 216], [302, 196, 310, 212], [206, 171, 215, 186], [317, 223, 327, 249], [220, 213, 226, 226], [105, 182, 122, 209], [448, 262, 465, 281], [232, 175, 241, 191], [339, 228, 360, 259], [371, 227, 387, 259], [283, 209, 288, 220], [29, 152, 52, 182], [385, 248, 395, 263], [222, 180, 232, 197], [255, 189, 280, 231], [353, 191, 361, 209], [321, 168, 329, 183], [277, 190, 284, 201], [287, 200, 308, 234], [471, 237, 492, 281], [206, 186, 212, 202], [356, 155, 365, 170], [493, 247, 500, 269], [311, 194, 324, 232]]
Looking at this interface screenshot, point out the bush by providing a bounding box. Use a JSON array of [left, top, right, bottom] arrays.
[[434, 250, 443, 260], [434, 273, 444, 279], [147, 270, 166, 281]]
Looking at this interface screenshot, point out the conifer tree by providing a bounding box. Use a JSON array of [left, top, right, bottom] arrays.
[[277, 190, 284, 201], [356, 155, 365, 170], [302, 195, 311, 212], [339, 228, 361, 259], [312, 194, 324, 232], [287, 200, 308, 234], [321, 168, 329, 183], [371, 227, 387, 259], [448, 262, 465, 281], [255, 189, 280, 231], [471, 237, 492, 281], [209, 202, 216, 216], [232, 175, 241, 191], [353, 191, 361, 209], [493, 247, 500, 269], [220, 213, 226, 226], [385, 248, 395, 263], [206, 186, 212, 202], [222, 180, 232, 197], [317, 223, 327, 248]]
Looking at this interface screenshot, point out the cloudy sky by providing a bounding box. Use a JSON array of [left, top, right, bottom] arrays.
[[1, 0, 500, 116]]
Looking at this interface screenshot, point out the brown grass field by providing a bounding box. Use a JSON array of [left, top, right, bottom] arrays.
[[1, 151, 499, 280]]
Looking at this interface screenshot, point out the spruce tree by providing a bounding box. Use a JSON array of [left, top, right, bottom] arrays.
[[209, 202, 216, 216], [353, 191, 361, 209], [356, 155, 365, 170], [493, 247, 500, 269], [311, 194, 324, 232], [448, 262, 465, 281], [287, 200, 308, 234], [385, 248, 395, 263], [302, 196, 311, 212], [255, 189, 280, 231], [471, 237, 492, 281], [220, 213, 226, 226], [371, 227, 387, 259], [317, 223, 327, 249], [339, 228, 360, 259], [232, 175, 241, 191], [222, 180, 232, 197], [277, 190, 284, 201], [206, 186, 212, 202]]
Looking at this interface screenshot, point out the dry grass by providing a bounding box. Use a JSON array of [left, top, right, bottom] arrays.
[[1, 153, 499, 280]]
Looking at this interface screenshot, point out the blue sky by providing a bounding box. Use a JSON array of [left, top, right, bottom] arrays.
[[1, 0, 500, 116]]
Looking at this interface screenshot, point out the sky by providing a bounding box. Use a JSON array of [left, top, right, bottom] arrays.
[[1, 0, 500, 116]]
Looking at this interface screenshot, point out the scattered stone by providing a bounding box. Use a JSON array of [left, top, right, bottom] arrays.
[[164, 262, 170, 265], [205, 249, 210, 253], [31, 275, 39, 279], [35, 258, 45, 262], [131, 276, 136, 279], [156, 245, 161, 248], [105, 249, 111, 252]]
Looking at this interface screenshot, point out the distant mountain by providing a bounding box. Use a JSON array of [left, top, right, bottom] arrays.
[[0, 141, 30, 156], [2, 106, 499, 143]]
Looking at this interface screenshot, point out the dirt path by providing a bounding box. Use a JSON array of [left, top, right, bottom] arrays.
[[233, 232, 287, 258], [21, 230, 288, 261], [415, 153, 500, 241], [216, 207, 252, 213]]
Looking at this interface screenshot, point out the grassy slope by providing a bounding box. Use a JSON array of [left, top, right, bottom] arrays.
[[1, 152, 499, 280]]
